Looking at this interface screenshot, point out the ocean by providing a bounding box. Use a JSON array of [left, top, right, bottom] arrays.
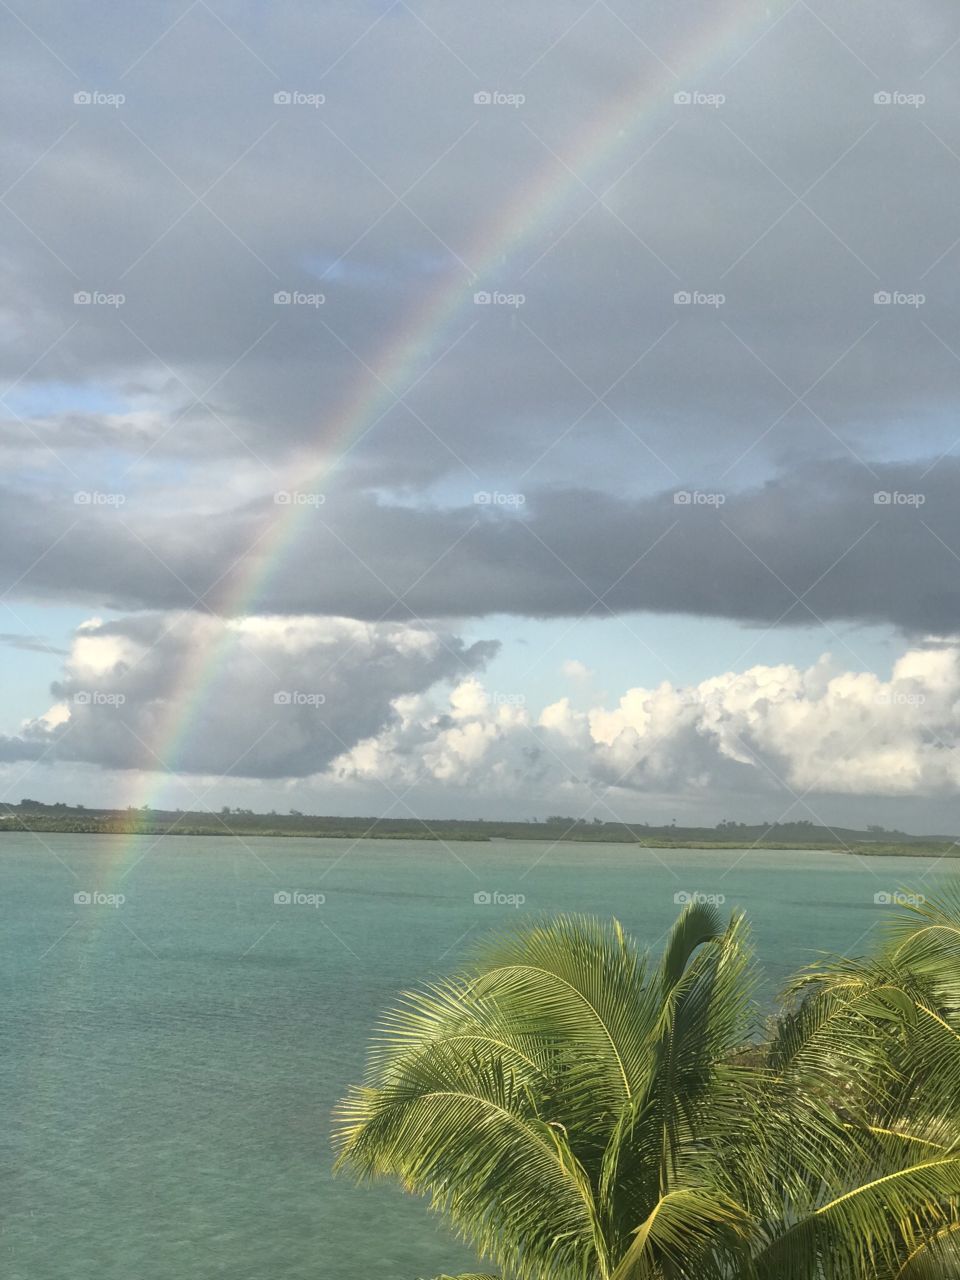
[[0, 833, 949, 1279]]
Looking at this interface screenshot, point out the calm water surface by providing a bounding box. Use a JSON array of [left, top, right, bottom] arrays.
[[0, 834, 952, 1279]]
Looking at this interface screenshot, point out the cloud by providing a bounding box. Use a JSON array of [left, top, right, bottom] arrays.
[[7, 617, 960, 821], [4, 0, 960, 495], [562, 659, 594, 680], [330, 646, 960, 804], [3, 459, 960, 635], [0, 633, 67, 655], [4, 1, 960, 824], [1, 614, 497, 778]]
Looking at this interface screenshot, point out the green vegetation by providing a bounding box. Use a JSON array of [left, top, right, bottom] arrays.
[[335, 895, 960, 1279], [1, 801, 956, 854]]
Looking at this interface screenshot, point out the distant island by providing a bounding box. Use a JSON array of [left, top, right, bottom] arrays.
[[0, 801, 956, 856]]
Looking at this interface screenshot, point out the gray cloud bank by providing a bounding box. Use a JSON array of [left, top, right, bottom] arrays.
[[4, 0, 960, 494], [2, 459, 958, 633]]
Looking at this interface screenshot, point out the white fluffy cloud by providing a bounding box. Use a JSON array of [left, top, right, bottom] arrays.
[[1, 614, 497, 778], [562, 659, 595, 681], [329, 647, 960, 802], [8, 618, 960, 812]]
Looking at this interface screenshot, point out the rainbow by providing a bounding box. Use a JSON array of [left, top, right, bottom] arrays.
[[109, 0, 785, 857]]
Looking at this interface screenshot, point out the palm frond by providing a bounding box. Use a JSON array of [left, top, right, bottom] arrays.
[[610, 1187, 751, 1280], [894, 1219, 960, 1279], [754, 1155, 960, 1280], [466, 914, 661, 1116], [335, 902, 960, 1280], [335, 1048, 603, 1280]]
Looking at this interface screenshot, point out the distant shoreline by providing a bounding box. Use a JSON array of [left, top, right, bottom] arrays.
[[1, 810, 956, 856], [633, 839, 958, 857]]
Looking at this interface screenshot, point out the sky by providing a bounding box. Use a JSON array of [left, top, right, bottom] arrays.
[[2, 0, 960, 830]]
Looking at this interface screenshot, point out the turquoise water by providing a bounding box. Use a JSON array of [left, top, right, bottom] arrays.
[[0, 833, 951, 1279]]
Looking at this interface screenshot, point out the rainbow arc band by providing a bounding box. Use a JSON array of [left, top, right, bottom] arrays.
[[107, 1, 778, 837]]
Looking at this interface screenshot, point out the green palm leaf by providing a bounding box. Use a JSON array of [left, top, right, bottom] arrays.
[[610, 1188, 751, 1280], [336, 897, 960, 1280], [754, 1155, 960, 1280]]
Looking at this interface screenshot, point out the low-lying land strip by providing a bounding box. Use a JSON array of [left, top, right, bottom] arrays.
[[1, 804, 956, 855]]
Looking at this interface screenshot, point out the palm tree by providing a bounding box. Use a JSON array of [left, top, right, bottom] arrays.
[[334, 898, 960, 1279], [760, 890, 960, 1278]]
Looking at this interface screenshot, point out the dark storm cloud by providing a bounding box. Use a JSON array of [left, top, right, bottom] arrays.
[[5, 0, 960, 495], [2, 459, 959, 633]]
